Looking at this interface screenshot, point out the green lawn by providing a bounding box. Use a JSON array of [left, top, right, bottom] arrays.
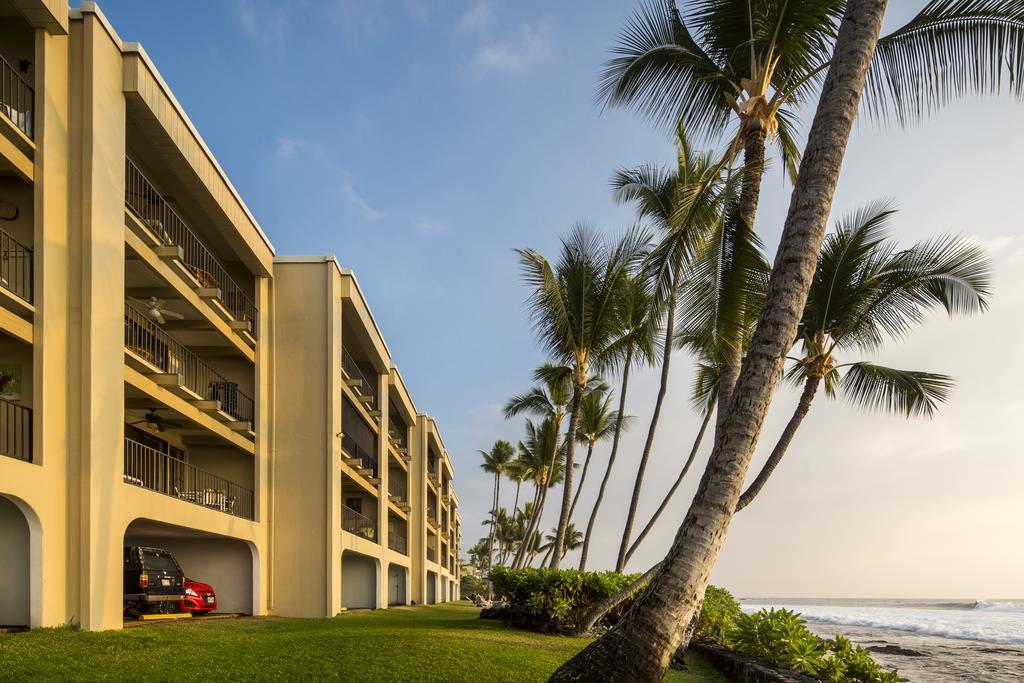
[[0, 602, 724, 682]]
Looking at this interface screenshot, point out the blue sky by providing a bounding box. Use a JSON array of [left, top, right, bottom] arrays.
[[97, 1, 1024, 597]]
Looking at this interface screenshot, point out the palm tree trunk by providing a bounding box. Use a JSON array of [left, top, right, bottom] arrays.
[[567, 440, 596, 522], [486, 474, 499, 569], [736, 375, 820, 512], [540, 544, 554, 568], [514, 482, 547, 569], [550, 3, 887, 677], [579, 347, 633, 570], [571, 561, 663, 636], [624, 404, 714, 564], [616, 290, 676, 572], [512, 480, 522, 517], [550, 385, 585, 567]]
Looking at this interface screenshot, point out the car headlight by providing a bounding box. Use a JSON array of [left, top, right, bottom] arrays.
[[185, 587, 198, 597]]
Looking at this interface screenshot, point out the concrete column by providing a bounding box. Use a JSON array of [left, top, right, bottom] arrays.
[[68, 12, 127, 631], [376, 377, 389, 609]]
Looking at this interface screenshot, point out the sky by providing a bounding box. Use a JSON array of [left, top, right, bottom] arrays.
[[94, 1, 1024, 599]]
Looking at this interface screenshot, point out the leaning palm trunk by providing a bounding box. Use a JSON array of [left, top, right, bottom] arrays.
[[550, 386, 586, 567], [567, 440, 596, 522], [736, 375, 820, 512], [579, 348, 633, 569], [512, 485, 544, 569], [571, 561, 663, 636], [616, 293, 676, 572], [551, 3, 888, 677], [624, 403, 714, 564]]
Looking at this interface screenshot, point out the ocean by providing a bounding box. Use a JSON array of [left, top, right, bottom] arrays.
[[739, 598, 1024, 681]]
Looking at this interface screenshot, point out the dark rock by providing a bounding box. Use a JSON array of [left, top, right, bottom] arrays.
[[691, 642, 825, 683], [867, 644, 928, 657]]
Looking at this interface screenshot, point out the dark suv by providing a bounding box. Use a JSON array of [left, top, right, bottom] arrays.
[[123, 546, 185, 617]]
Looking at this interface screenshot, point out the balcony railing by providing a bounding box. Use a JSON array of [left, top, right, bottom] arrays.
[[0, 227, 32, 304], [341, 433, 378, 478], [125, 303, 255, 428], [342, 346, 377, 408], [343, 504, 377, 542], [0, 398, 31, 463], [426, 546, 436, 563], [388, 424, 407, 449], [125, 159, 258, 336], [387, 474, 407, 501], [1, 55, 33, 139], [388, 529, 408, 555], [124, 437, 254, 520]]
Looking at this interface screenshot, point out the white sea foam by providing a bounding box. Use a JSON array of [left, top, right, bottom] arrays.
[[739, 600, 1024, 645]]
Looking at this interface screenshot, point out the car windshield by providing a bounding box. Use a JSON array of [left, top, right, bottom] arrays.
[[142, 550, 179, 572]]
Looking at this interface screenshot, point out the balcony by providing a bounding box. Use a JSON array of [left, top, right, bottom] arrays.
[[125, 302, 255, 431], [426, 545, 436, 563], [343, 504, 377, 542], [125, 159, 258, 338], [0, 227, 31, 305], [342, 346, 377, 410], [0, 398, 31, 463], [341, 433, 378, 479], [387, 474, 407, 502], [388, 529, 408, 555], [123, 437, 254, 520], [1, 55, 33, 140]]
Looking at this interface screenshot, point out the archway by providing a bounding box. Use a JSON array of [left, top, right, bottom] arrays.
[[124, 519, 256, 615], [0, 495, 34, 626], [426, 570, 437, 604], [342, 550, 378, 610]]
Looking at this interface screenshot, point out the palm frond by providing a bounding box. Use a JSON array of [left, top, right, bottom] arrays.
[[866, 0, 1024, 125], [839, 362, 955, 418]]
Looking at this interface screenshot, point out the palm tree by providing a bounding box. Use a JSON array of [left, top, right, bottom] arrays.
[[479, 440, 515, 570], [509, 417, 567, 568], [539, 523, 585, 566], [578, 272, 658, 570], [567, 385, 627, 523], [611, 129, 731, 572], [517, 224, 648, 566], [505, 456, 529, 521], [552, 2, 891, 677], [736, 202, 991, 511], [622, 187, 771, 566]]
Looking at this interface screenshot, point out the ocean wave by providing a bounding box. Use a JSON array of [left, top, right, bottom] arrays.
[[740, 603, 1024, 645]]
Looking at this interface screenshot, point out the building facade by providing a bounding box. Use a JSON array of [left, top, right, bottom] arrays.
[[0, 1, 459, 631]]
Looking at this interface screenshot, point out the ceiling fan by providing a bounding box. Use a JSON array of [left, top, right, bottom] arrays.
[[128, 296, 185, 325], [128, 409, 183, 433]]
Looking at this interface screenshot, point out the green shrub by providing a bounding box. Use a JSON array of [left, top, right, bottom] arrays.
[[488, 566, 640, 632], [460, 574, 487, 598], [726, 608, 901, 683], [693, 585, 742, 644]]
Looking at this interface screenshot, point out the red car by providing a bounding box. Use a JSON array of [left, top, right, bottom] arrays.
[[179, 578, 217, 614]]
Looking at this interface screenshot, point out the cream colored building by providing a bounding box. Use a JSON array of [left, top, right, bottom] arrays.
[[0, 1, 459, 631]]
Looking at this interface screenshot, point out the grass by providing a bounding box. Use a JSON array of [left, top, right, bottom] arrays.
[[0, 602, 725, 682]]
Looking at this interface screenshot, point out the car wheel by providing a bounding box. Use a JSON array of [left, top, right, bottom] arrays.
[[155, 601, 178, 615]]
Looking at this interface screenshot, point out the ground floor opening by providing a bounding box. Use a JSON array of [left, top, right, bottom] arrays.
[[0, 495, 33, 626], [426, 570, 437, 604], [387, 563, 407, 606], [124, 519, 256, 616], [341, 550, 378, 610]]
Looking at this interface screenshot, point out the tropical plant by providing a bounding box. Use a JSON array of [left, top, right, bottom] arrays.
[[737, 202, 991, 510], [692, 585, 742, 645], [510, 417, 566, 568], [479, 440, 515, 570], [578, 272, 658, 569], [538, 523, 585, 566], [567, 386, 628, 523], [517, 223, 648, 566], [611, 126, 732, 572], [553, 3, 891, 678]]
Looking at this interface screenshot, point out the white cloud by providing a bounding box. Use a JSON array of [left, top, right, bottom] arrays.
[[467, 22, 553, 76], [235, 0, 289, 46], [410, 217, 449, 236], [458, 1, 496, 34], [340, 177, 383, 222], [275, 136, 301, 159]]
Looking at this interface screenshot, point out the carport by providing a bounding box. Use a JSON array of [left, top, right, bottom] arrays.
[[0, 495, 36, 627], [341, 550, 378, 610], [124, 519, 256, 615]]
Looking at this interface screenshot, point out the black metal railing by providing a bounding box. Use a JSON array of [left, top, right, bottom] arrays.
[[1, 55, 33, 139], [387, 473, 407, 501], [427, 545, 436, 563], [388, 424, 407, 449], [125, 302, 255, 427], [123, 437, 254, 520], [0, 398, 31, 463], [427, 505, 437, 523], [388, 529, 408, 555], [343, 505, 377, 541], [0, 227, 32, 304], [342, 346, 377, 408], [124, 159, 258, 336], [341, 433, 378, 477]]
